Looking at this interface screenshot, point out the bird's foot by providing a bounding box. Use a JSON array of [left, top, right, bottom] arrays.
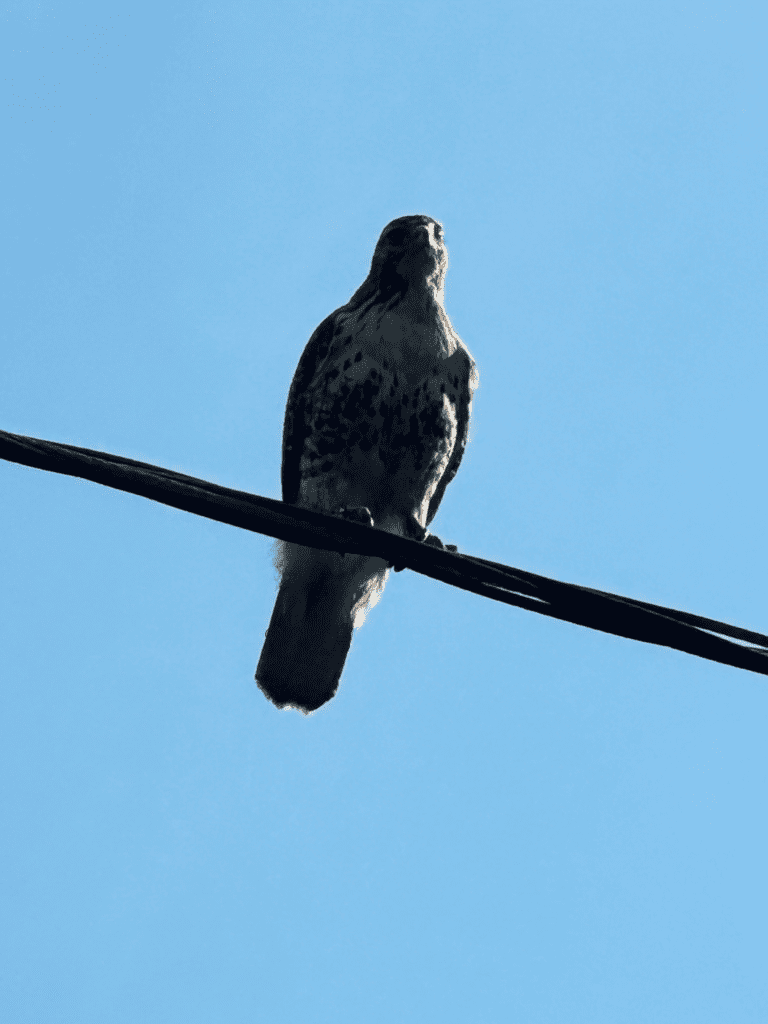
[[423, 534, 458, 554], [392, 519, 458, 571], [402, 516, 427, 542], [333, 507, 375, 558], [335, 506, 375, 528]]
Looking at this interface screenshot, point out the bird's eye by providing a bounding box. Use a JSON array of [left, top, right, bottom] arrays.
[[387, 228, 406, 247]]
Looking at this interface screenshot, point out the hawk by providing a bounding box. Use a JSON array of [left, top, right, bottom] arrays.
[[256, 215, 477, 712]]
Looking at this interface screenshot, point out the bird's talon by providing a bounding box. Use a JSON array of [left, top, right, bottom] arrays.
[[336, 506, 375, 528], [422, 534, 457, 553], [424, 533, 445, 549]]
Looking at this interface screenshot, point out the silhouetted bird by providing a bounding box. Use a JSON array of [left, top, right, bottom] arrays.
[[256, 215, 477, 712]]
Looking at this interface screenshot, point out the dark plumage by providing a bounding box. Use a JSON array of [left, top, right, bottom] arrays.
[[256, 215, 477, 712]]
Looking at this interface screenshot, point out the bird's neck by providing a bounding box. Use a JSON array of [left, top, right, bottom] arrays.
[[402, 276, 445, 316]]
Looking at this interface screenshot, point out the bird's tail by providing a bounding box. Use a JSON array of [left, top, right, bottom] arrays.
[[255, 543, 388, 712]]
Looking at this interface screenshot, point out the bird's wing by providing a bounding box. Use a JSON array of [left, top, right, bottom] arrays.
[[281, 312, 339, 505], [425, 347, 477, 526]]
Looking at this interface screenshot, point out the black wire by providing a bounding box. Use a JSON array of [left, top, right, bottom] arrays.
[[2, 427, 767, 677]]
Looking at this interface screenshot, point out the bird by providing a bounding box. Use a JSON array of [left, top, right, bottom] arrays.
[[255, 215, 478, 712]]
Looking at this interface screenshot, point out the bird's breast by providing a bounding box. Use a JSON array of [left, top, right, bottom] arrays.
[[338, 303, 456, 378], [295, 296, 470, 523]]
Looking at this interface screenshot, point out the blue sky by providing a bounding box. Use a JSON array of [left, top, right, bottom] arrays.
[[2, 1, 767, 1020]]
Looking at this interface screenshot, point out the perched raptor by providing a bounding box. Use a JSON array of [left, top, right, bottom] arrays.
[[256, 215, 477, 712]]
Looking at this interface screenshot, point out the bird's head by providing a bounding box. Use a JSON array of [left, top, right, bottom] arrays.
[[367, 215, 448, 302]]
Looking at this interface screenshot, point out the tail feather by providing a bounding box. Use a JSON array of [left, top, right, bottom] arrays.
[[256, 574, 354, 711], [256, 545, 389, 712]]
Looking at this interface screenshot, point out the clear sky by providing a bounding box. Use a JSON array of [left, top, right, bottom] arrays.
[[2, 1, 767, 1020]]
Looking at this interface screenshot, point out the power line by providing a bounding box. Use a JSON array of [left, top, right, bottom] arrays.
[[2, 427, 767, 678]]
